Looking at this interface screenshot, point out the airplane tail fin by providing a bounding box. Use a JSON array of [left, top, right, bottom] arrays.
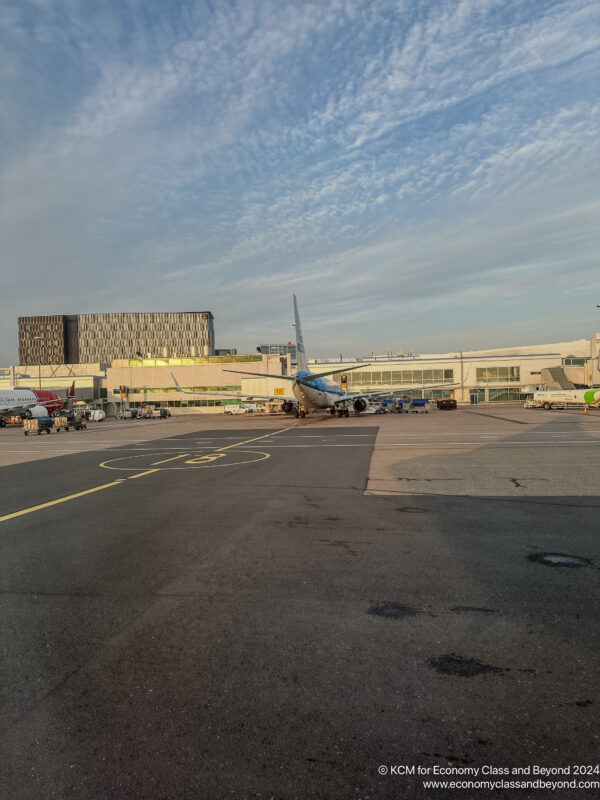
[[68, 381, 75, 399], [293, 295, 309, 373]]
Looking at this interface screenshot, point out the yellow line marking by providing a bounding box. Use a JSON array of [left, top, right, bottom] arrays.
[[215, 427, 293, 452], [127, 469, 159, 479], [1, 431, 290, 523], [0, 481, 124, 523], [151, 453, 190, 465]]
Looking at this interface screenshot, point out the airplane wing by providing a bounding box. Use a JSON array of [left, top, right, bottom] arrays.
[[222, 369, 295, 381], [170, 373, 296, 403], [301, 363, 371, 381], [333, 383, 460, 405], [1, 401, 37, 419]]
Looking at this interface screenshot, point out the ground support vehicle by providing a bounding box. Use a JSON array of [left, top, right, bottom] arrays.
[[526, 389, 600, 410], [53, 416, 69, 432], [225, 405, 255, 415], [0, 416, 23, 427], [23, 417, 53, 435], [65, 412, 87, 430], [437, 399, 457, 410], [525, 398, 585, 410]]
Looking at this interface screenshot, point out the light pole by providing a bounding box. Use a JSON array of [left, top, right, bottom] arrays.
[[33, 336, 44, 389]]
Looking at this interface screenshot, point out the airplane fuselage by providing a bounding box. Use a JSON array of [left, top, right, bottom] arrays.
[[0, 389, 66, 419], [292, 371, 346, 410]]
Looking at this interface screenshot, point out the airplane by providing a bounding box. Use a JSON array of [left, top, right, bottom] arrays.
[[0, 382, 75, 427], [171, 296, 458, 418]]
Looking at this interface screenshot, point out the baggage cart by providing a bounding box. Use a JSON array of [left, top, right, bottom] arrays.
[[410, 398, 430, 413], [24, 417, 53, 435], [54, 416, 69, 432]]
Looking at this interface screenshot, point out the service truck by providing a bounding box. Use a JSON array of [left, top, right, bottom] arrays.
[[526, 389, 600, 409]]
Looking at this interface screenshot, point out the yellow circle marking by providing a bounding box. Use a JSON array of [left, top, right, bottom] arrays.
[[99, 449, 270, 471]]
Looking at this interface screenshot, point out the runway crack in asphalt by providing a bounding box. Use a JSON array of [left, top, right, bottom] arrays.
[[371, 489, 600, 508]]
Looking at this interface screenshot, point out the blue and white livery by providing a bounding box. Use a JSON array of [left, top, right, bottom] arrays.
[[173, 296, 457, 419]]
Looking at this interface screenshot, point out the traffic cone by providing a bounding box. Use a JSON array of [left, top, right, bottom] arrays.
[[584, 405, 588, 415]]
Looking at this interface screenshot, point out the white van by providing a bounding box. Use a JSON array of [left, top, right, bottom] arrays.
[[224, 405, 255, 415], [89, 409, 106, 422]]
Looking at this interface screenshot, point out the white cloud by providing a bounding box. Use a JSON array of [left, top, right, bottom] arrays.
[[0, 0, 598, 363]]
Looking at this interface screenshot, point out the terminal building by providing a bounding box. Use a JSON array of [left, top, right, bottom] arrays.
[[308, 336, 600, 404], [3, 329, 599, 415], [18, 312, 215, 365]]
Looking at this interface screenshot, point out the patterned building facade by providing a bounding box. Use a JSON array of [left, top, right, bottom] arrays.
[[18, 315, 66, 365], [18, 312, 214, 365]]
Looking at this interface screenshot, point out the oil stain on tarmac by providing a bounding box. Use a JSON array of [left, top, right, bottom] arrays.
[[367, 601, 418, 618], [430, 654, 504, 677]]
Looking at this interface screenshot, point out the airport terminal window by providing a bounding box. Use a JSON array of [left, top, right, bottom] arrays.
[[489, 388, 523, 401], [129, 399, 230, 408], [476, 366, 520, 383], [424, 389, 451, 399], [122, 385, 241, 395], [336, 367, 455, 387], [563, 357, 585, 366], [128, 355, 261, 367]]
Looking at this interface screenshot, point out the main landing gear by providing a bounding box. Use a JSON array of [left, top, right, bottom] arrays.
[[294, 408, 306, 418], [336, 408, 350, 417]]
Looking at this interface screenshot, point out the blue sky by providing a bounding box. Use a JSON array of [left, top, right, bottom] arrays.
[[1, 0, 599, 364]]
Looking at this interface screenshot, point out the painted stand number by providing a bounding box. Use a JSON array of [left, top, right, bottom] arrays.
[[185, 453, 227, 464]]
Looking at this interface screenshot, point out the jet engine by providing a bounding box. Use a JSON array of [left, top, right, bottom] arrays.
[[353, 397, 369, 413], [28, 405, 51, 418], [281, 400, 296, 414]]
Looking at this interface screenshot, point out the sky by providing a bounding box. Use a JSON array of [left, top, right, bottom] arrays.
[[1, 0, 599, 364]]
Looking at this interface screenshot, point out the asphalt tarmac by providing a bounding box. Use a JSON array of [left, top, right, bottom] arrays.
[[0, 410, 599, 799]]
